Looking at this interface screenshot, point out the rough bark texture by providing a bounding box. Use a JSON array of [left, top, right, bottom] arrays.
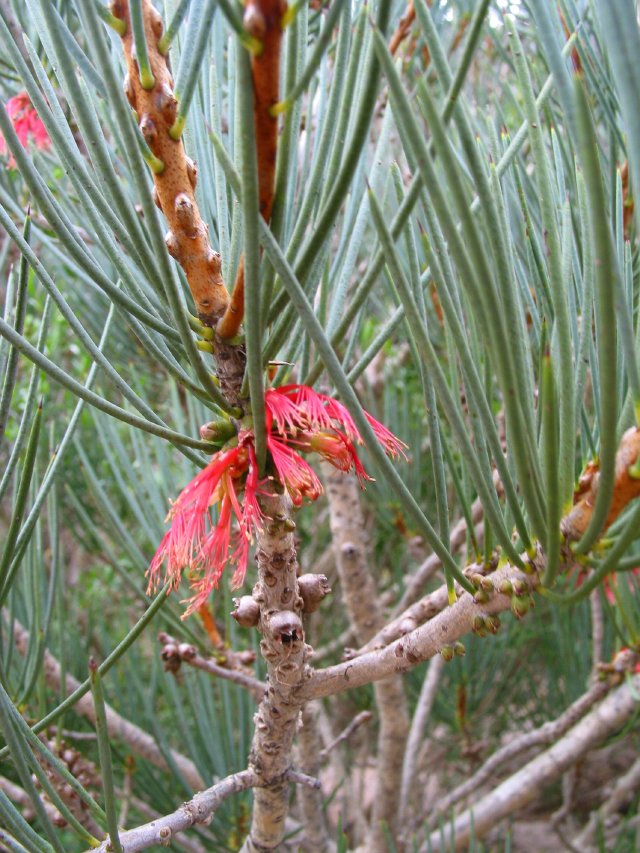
[[116, 0, 229, 325], [116, 0, 247, 413], [324, 466, 409, 852], [240, 492, 309, 852]]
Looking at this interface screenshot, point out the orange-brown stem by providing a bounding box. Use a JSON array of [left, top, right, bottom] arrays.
[[389, 1, 415, 56], [562, 427, 640, 541], [620, 160, 634, 240], [558, 6, 582, 73], [217, 0, 286, 340], [217, 256, 245, 340], [115, 0, 229, 325], [197, 602, 224, 647]]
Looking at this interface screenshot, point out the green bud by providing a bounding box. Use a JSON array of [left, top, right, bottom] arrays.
[[498, 579, 514, 596], [474, 588, 490, 604], [199, 418, 236, 443], [440, 645, 455, 662], [485, 615, 500, 634], [511, 578, 528, 597], [472, 615, 487, 637], [511, 595, 530, 619], [454, 642, 466, 657]]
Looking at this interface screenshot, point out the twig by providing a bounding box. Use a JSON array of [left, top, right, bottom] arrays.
[[394, 500, 485, 615], [90, 769, 259, 853], [318, 710, 373, 760], [158, 632, 266, 702], [389, 0, 416, 55], [218, 0, 285, 339], [423, 676, 640, 852], [298, 557, 540, 702], [429, 678, 611, 821], [11, 618, 205, 791], [116, 0, 228, 325], [285, 769, 321, 790]]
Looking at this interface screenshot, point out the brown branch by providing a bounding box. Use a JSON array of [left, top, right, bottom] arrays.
[[90, 769, 258, 853], [389, 0, 416, 56], [115, 0, 229, 325], [11, 618, 205, 792], [429, 678, 612, 822], [318, 710, 373, 759], [423, 676, 640, 852], [239, 492, 309, 852], [296, 705, 334, 853], [297, 557, 540, 702], [217, 0, 286, 340], [158, 632, 266, 702], [324, 465, 409, 851]]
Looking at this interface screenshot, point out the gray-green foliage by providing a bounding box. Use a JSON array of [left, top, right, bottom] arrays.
[[0, 0, 639, 849]]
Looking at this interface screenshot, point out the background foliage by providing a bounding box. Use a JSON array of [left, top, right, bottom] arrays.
[[0, 0, 640, 850]]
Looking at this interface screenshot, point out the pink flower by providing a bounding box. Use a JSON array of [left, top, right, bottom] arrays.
[[0, 92, 51, 168], [149, 384, 407, 616], [147, 433, 262, 618]]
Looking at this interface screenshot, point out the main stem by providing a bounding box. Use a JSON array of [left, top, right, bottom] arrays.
[[240, 492, 308, 851]]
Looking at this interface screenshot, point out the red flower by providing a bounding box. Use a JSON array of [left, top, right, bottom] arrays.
[[147, 432, 262, 618], [149, 385, 407, 616], [0, 92, 51, 168]]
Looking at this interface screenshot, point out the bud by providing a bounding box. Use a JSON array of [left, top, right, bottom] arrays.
[[474, 588, 490, 604], [175, 193, 197, 237], [498, 578, 514, 596], [440, 644, 455, 661], [511, 578, 528, 597], [298, 573, 331, 613], [511, 595, 530, 619], [472, 615, 487, 637], [485, 615, 500, 634], [231, 596, 260, 628], [454, 642, 466, 657], [268, 610, 303, 645], [199, 418, 236, 443]]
